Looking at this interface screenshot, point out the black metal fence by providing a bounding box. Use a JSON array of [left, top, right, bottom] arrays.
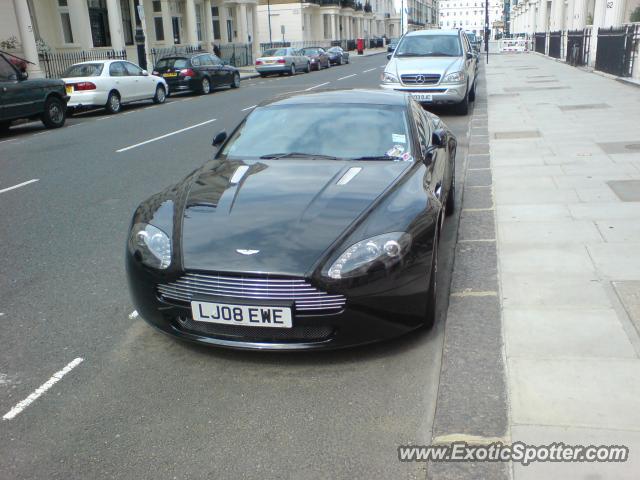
[[548, 31, 562, 58], [595, 25, 637, 77], [534, 32, 546, 54], [218, 43, 253, 67], [566, 29, 589, 66], [150, 44, 204, 66], [39, 49, 127, 78]]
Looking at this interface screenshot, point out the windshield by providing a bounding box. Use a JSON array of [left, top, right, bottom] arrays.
[[263, 49, 287, 57], [155, 57, 189, 69], [62, 63, 104, 77], [395, 35, 462, 57], [466, 33, 477, 42], [222, 104, 411, 160], [302, 48, 322, 55], [327, 47, 341, 53]]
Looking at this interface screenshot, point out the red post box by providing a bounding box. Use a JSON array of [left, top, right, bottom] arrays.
[[357, 38, 364, 55]]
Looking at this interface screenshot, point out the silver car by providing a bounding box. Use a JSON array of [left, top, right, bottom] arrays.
[[381, 29, 477, 115], [255, 47, 310, 77]]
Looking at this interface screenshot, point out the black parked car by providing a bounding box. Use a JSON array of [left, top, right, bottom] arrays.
[[0, 54, 68, 132], [126, 89, 457, 351], [326, 46, 350, 65], [152, 52, 240, 95]]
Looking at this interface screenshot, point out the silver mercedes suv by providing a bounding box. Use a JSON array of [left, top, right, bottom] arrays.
[[381, 29, 477, 115]]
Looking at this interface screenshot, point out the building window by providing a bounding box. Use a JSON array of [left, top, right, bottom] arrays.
[[196, 3, 203, 41], [152, 1, 162, 12], [212, 7, 221, 40], [57, 0, 74, 44], [172, 16, 181, 44], [226, 8, 234, 42], [121, 0, 134, 45], [154, 16, 165, 41], [88, 0, 111, 47]]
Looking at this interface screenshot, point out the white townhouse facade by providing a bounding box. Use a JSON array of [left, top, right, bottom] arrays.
[[438, 0, 504, 37], [404, 0, 439, 31], [256, 0, 400, 45], [509, 0, 639, 34], [1, 0, 262, 77]]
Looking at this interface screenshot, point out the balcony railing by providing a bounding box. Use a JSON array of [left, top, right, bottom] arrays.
[[364, 2, 372, 12], [319, 0, 340, 5], [340, 0, 355, 9]]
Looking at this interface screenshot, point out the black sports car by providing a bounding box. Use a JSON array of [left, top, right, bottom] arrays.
[[326, 46, 350, 65], [126, 89, 456, 350]]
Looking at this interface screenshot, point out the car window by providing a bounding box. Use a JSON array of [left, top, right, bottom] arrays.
[[62, 63, 104, 77], [0, 56, 17, 81], [210, 54, 222, 65], [199, 55, 212, 66], [222, 104, 411, 160], [191, 56, 202, 67], [395, 35, 462, 57], [109, 62, 128, 77], [411, 102, 431, 147], [155, 57, 189, 69], [263, 48, 287, 56], [123, 62, 143, 76]]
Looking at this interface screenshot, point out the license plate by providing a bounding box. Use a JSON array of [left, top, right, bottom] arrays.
[[264, 60, 275, 64], [191, 301, 293, 328], [163, 72, 177, 77], [65, 85, 73, 94], [411, 93, 433, 102]]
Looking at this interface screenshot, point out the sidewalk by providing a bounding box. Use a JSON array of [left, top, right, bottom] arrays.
[[488, 53, 640, 478], [237, 47, 386, 80]]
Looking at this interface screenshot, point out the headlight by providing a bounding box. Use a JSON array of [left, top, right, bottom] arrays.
[[381, 71, 399, 84], [323, 232, 412, 279], [129, 223, 172, 269], [442, 71, 466, 83]]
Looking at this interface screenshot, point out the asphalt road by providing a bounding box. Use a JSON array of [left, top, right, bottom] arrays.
[[0, 53, 473, 479]]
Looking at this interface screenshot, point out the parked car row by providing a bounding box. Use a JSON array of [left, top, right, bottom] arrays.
[[0, 51, 240, 132], [254, 46, 349, 77]]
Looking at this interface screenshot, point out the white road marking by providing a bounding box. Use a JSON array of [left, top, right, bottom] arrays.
[[305, 82, 330, 91], [0, 179, 39, 194], [337, 74, 357, 81], [363, 68, 376, 73], [2, 357, 84, 421], [116, 118, 216, 153], [241, 105, 257, 111], [128, 310, 139, 319]]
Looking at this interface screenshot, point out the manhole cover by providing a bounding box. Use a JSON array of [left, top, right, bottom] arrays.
[[625, 144, 640, 150]]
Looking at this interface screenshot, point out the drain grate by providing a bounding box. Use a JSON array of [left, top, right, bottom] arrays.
[[559, 103, 611, 111], [493, 130, 541, 140]]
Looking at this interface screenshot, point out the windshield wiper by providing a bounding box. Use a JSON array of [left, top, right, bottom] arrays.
[[396, 53, 427, 57], [351, 155, 394, 161], [259, 152, 339, 160]]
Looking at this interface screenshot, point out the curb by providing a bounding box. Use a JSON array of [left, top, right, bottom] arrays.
[[427, 67, 510, 480]]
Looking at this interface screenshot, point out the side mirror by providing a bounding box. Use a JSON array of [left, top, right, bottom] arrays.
[[19, 71, 29, 80], [387, 53, 392, 60], [141, 70, 149, 76], [431, 129, 446, 148], [212, 130, 227, 147], [466, 52, 474, 60]]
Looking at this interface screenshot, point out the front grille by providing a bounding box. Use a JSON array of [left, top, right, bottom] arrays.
[[157, 273, 346, 315], [401, 74, 441, 85], [177, 317, 334, 342]]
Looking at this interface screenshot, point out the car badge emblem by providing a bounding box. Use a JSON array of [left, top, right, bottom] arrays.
[[415, 75, 426, 84], [236, 249, 260, 255]]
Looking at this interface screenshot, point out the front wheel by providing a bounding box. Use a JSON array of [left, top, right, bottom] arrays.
[[304, 62, 310, 73], [153, 84, 166, 104], [454, 89, 469, 115], [445, 154, 456, 216], [105, 91, 121, 114], [231, 72, 240, 88], [200, 77, 211, 94], [424, 230, 439, 329], [41, 96, 66, 128], [289, 63, 296, 76]]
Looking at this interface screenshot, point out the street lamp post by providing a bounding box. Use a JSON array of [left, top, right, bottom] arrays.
[[134, 0, 147, 69], [484, 0, 489, 63], [268, 0, 273, 44]]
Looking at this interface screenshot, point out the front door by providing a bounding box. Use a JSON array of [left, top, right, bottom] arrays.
[[172, 17, 181, 44], [0, 56, 38, 121]]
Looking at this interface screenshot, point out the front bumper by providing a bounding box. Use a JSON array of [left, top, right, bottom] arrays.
[[255, 64, 290, 74], [380, 82, 467, 105], [164, 78, 198, 92], [126, 255, 431, 351]]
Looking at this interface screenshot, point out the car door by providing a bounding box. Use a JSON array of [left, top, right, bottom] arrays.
[[0, 56, 39, 120], [461, 33, 476, 86], [123, 61, 150, 100], [109, 61, 135, 102], [411, 101, 444, 202], [209, 54, 228, 85]]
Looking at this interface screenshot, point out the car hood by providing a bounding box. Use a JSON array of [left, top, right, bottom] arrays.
[[388, 56, 463, 77], [180, 158, 411, 276]]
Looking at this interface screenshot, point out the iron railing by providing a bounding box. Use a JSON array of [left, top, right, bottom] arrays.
[[595, 25, 637, 77], [39, 48, 127, 78], [150, 44, 204, 66], [534, 32, 546, 54], [548, 31, 562, 58], [218, 43, 253, 67], [566, 29, 590, 66]]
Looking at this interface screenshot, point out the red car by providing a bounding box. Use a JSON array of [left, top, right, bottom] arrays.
[[301, 47, 330, 71]]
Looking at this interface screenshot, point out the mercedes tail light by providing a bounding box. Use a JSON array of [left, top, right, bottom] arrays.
[[72, 82, 96, 91]]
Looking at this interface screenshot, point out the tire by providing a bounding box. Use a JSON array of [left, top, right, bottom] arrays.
[[469, 81, 476, 102], [231, 72, 240, 88], [445, 152, 456, 216], [424, 229, 439, 329], [289, 63, 296, 76], [200, 77, 211, 94], [455, 88, 469, 115], [259, 73, 268, 78], [304, 62, 310, 73], [153, 84, 166, 104], [41, 96, 66, 128], [105, 91, 121, 114], [338, 57, 343, 65]]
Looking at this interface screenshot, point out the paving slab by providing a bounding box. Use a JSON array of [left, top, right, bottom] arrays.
[[498, 244, 596, 275], [613, 281, 640, 337], [586, 243, 640, 280], [498, 221, 603, 244], [496, 204, 572, 222]]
